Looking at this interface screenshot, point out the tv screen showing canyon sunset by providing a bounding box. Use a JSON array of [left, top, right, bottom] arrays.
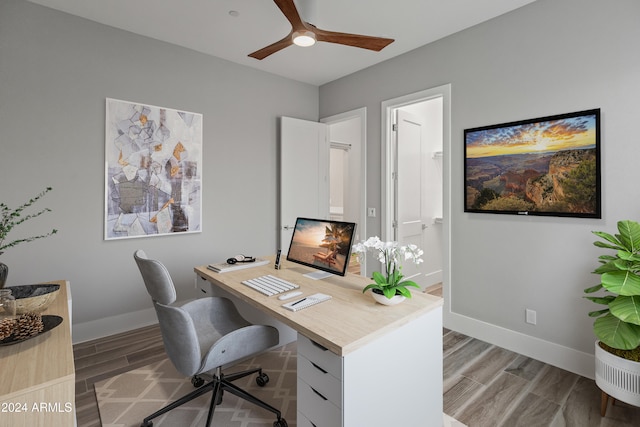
[[464, 109, 600, 218]]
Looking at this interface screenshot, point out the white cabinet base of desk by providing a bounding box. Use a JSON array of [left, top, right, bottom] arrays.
[[297, 306, 443, 427], [194, 262, 444, 426]]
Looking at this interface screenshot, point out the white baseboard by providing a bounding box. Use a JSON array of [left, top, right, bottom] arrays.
[[72, 307, 158, 344], [416, 270, 444, 292], [444, 310, 595, 380], [424, 270, 443, 287]]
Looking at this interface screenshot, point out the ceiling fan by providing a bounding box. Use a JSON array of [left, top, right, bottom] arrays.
[[248, 0, 395, 60]]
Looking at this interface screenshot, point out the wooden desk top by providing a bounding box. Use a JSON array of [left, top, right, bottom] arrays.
[[195, 260, 442, 356], [0, 280, 74, 400]]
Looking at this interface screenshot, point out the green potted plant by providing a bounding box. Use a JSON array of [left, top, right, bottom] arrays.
[[0, 187, 58, 287], [583, 219, 640, 415], [352, 236, 422, 305]]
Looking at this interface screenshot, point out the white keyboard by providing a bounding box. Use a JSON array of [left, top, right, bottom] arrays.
[[242, 275, 300, 296]]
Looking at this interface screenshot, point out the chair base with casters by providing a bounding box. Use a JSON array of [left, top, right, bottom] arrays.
[[140, 366, 288, 427]]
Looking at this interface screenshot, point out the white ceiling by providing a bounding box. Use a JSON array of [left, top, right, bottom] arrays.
[[27, 0, 538, 86]]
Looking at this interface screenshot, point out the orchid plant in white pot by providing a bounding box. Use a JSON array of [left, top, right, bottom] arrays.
[[352, 236, 423, 304]]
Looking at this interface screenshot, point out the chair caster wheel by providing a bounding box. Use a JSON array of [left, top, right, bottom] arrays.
[[256, 372, 269, 387], [140, 421, 153, 427], [191, 375, 205, 387], [273, 418, 288, 427]]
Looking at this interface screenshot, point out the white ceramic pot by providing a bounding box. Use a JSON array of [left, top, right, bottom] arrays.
[[594, 341, 640, 408], [371, 290, 406, 306]]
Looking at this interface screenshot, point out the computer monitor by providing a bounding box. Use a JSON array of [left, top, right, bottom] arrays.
[[286, 217, 357, 279]]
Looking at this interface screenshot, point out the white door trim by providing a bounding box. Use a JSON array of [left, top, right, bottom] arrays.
[[321, 107, 367, 275], [381, 83, 451, 298]]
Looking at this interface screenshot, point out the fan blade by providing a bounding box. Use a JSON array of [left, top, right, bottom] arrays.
[[274, 0, 306, 30], [250, 0, 393, 59], [248, 34, 294, 60], [315, 28, 394, 51]]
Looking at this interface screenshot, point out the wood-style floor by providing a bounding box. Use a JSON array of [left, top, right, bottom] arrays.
[[73, 287, 640, 427], [74, 324, 166, 427]]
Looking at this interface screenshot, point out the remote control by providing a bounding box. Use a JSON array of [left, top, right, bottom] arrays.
[[278, 291, 302, 301]]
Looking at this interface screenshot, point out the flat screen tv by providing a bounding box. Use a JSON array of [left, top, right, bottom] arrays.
[[286, 217, 357, 279], [464, 108, 601, 218]]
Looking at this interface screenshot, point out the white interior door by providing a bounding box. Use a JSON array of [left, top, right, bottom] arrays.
[[280, 117, 329, 254], [395, 109, 424, 287]]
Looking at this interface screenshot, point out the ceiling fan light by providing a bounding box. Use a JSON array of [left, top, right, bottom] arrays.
[[292, 30, 316, 47]]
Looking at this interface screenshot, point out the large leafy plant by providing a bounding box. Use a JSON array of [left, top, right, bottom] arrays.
[[352, 236, 423, 299], [584, 220, 640, 351], [0, 187, 58, 254]]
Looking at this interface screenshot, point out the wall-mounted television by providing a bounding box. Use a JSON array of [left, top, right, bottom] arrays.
[[286, 217, 357, 279], [464, 108, 601, 218]]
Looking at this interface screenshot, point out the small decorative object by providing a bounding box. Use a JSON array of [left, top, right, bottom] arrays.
[[13, 312, 44, 340], [352, 236, 423, 304], [0, 318, 14, 340], [0, 288, 16, 339], [0, 187, 58, 288], [0, 263, 7, 290], [370, 290, 406, 306], [0, 314, 62, 346], [583, 220, 640, 415], [8, 284, 60, 314]]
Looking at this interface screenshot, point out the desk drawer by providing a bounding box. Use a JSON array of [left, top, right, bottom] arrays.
[[298, 411, 342, 427], [298, 354, 342, 408], [297, 411, 317, 427], [297, 378, 342, 427], [297, 334, 342, 380]]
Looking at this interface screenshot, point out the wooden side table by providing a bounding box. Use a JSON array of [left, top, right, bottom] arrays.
[[0, 280, 75, 427]]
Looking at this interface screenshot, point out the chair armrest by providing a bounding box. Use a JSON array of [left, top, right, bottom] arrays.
[[200, 324, 279, 370], [181, 296, 250, 334]]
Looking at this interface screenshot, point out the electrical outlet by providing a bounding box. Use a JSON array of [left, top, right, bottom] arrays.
[[526, 309, 537, 325], [367, 207, 376, 217]]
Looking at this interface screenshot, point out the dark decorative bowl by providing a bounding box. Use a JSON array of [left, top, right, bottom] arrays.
[[6, 284, 60, 314]]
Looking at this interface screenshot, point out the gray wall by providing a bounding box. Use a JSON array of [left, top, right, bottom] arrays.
[[0, 0, 318, 341], [320, 0, 640, 376]]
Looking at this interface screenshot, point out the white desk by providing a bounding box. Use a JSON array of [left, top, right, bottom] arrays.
[[195, 260, 443, 427]]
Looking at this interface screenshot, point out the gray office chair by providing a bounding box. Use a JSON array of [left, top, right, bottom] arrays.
[[133, 250, 288, 427]]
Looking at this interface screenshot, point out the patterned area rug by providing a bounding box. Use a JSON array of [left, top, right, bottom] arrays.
[[95, 341, 466, 427], [95, 342, 297, 427]]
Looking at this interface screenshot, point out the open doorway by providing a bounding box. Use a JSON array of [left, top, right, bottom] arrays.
[[381, 84, 451, 293], [322, 108, 367, 275]]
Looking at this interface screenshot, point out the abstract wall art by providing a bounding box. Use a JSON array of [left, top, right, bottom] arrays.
[[105, 98, 203, 240], [464, 109, 601, 218]]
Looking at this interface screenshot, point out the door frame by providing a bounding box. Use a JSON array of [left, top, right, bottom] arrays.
[[321, 107, 367, 275], [381, 83, 451, 286]]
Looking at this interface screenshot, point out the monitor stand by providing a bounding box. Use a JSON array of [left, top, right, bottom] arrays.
[[303, 270, 333, 280]]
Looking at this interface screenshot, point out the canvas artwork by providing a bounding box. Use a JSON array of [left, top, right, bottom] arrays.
[[464, 109, 601, 218], [105, 98, 203, 239]]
